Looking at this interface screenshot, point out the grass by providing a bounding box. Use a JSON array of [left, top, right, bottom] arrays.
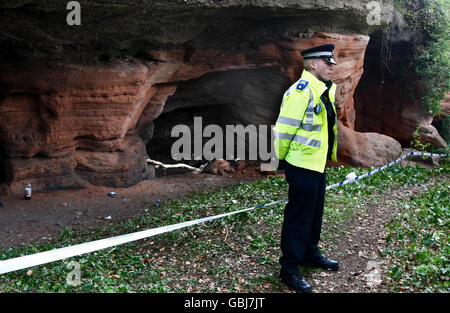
[[385, 178, 449, 292], [0, 158, 448, 293]]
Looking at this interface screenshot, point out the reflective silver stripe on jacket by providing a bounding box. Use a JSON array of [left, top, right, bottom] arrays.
[[273, 131, 322, 148], [273, 130, 295, 141], [301, 123, 322, 132], [276, 116, 322, 132], [276, 86, 322, 132], [276, 116, 301, 128]]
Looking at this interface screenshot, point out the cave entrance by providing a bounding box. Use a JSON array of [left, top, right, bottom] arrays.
[[147, 104, 229, 177], [145, 68, 290, 177]]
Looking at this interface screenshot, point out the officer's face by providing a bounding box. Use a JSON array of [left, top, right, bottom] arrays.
[[313, 59, 335, 82]]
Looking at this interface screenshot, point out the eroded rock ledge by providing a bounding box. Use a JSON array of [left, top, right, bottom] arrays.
[[1, 32, 383, 194], [0, 1, 445, 195]]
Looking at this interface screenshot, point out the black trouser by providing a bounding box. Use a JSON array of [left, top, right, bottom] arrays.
[[279, 162, 326, 275]]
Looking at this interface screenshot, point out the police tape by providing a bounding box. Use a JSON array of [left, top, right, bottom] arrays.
[[326, 151, 448, 190], [0, 198, 286, 275], [0, 151, 448, 275]]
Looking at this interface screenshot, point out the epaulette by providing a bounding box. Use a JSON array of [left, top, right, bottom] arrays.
[[296, 80, 309, 91]]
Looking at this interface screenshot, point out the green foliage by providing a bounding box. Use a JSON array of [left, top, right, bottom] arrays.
[[410, 126, 431, 152], [0, 160, 448, 293], [386, 181, 449, 292], [396, 0, 450, 115]]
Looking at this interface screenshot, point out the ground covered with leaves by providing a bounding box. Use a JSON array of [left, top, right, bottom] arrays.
[[0, 159, 448, 293]]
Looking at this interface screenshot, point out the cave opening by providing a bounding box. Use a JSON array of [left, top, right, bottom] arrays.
[[145, 67, 290, 177], [354, 29, 420, 147], [147, 104, 229, 177]]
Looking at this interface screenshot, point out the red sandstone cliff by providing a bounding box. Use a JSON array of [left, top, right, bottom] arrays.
[[0, 1, 447, 195]]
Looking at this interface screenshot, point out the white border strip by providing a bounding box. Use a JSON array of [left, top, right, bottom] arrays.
[[0, 151, 447, 275], [0, 199, 286, 275]]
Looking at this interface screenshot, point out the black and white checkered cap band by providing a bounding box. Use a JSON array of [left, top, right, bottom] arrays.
[[303, 51, 333, 59]]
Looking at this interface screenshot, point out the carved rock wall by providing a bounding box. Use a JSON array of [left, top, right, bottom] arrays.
[[3, 1, 438, 194], [354, 30, 448, 149], [0, 32, 389, 194]]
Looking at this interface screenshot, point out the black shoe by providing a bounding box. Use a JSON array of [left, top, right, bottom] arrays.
[[303, 255, 339, 271], [279, 271, 313, 293]]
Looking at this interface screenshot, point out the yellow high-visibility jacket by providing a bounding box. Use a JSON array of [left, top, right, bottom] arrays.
[[274, 70, 338, 173]]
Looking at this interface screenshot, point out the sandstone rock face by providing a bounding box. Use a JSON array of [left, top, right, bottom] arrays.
[[337, 121, 402, 167], [1, 32, 376, 194], [0, 0, 381, 64], [2, 1, 436, 195], [0, 60, 155, 194], [203, 160, 234, 175], [432, 93, 450, 145], [354, 30, 448, 149]]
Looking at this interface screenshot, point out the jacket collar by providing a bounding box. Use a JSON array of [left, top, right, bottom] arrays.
[[301, 70, 329, 96]]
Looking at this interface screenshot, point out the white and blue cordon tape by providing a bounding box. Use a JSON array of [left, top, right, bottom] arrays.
[[0, 151, 447, 275], [326, 151, 448, 190]]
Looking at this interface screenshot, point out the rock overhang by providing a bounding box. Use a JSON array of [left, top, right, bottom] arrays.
[[3, 0, 443, 196], [0, 0, 391, 64]]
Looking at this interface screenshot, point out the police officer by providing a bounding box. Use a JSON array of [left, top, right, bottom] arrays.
[[273, 44, 339, 293]]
